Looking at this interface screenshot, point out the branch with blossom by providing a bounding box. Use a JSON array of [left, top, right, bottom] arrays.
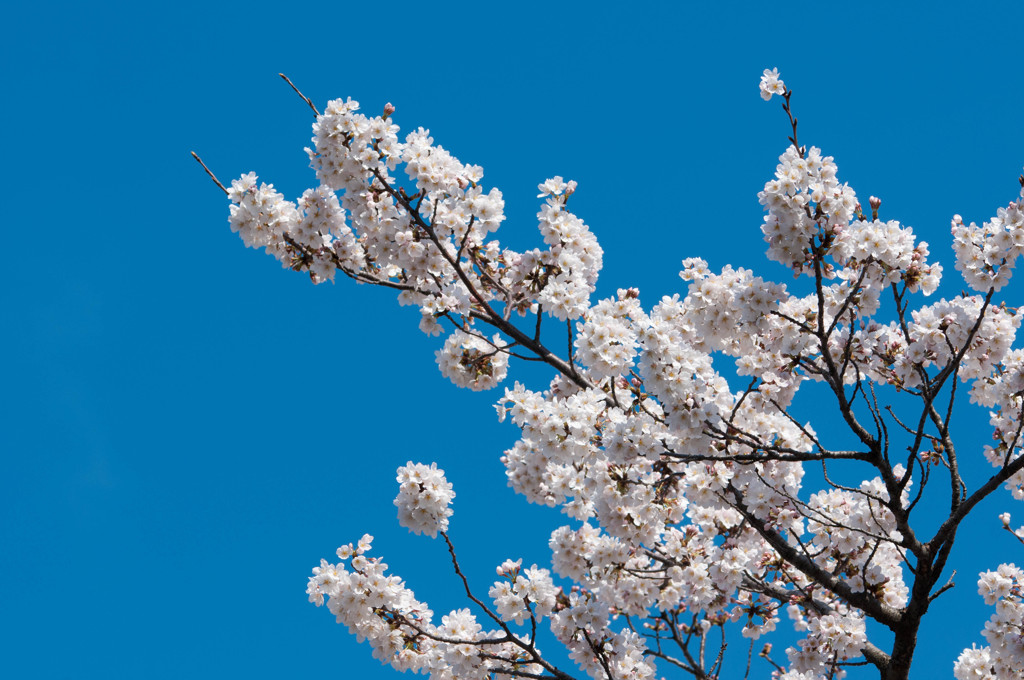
[[199, 69, 1024, 680]]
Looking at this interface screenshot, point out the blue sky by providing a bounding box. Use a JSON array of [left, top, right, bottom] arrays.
[[4, 1, 1024, 678]]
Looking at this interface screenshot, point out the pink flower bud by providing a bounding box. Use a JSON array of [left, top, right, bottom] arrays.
[[383, 102, 396, 118]]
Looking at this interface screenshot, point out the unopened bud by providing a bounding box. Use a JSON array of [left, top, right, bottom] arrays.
[[383, 102, 396, 118], [869, 196, 881, 220], [565, 180, 578, 196]]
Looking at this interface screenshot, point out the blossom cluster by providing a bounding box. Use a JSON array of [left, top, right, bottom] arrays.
[[394, 462, 455, 538], [488, 558, 558, 625], [435, 331, 509, 391], [954, 564, 1024, 679], [787, 611, 868, 673], [758, 146, 857, 271], [803, 472, 910, 609], [842, 295, 1023, 392], [306, 535, 546, 679], [760, 68, 785, 101], [226, 97, 605, 393], [952, 186, 1024, 292]]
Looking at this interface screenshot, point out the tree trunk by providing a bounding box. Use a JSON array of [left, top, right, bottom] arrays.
[[882, 614, 923, 680]]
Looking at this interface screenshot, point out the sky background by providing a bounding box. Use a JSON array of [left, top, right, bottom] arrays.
[[4, 1, 1024, 678]]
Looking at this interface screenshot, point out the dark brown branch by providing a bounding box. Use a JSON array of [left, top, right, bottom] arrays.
[[928, 570, 956, 603], [812, 252, 878, 453], [726, 484, 902, 628], [370, 167, 600, 398], [780, 89, 804, 157], [928, 451, 1024, 554], [742, 576, 890, 672], [439, 532, 578, 680]]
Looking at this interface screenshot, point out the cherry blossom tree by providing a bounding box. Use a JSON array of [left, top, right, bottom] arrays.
[[196, 70, 1024, 680]]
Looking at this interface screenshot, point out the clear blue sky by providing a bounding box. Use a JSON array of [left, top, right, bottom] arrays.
[[4, 1, 1024, 678]]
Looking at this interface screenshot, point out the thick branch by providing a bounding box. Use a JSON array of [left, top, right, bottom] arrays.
[[742, 576, 891, 673], [726, 485, 902, 628]]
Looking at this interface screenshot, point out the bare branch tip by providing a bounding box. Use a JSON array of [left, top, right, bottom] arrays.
[[279, 72, 320, 117], [191, 151, 228, 195]]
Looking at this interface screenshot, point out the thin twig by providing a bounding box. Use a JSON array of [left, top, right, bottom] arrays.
[[279, 73, 319, 116], [191, 152, 228, 195]]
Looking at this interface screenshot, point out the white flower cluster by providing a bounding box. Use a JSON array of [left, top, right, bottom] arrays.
[[831, 218, 942, 295], [394, 462, 455, 537], [978, 364, 1024, 501], [952, 185, 1024, 292], [548, 591, 656, 680], [590, 629, 655, 680], [835, 295, 1022, 393], [231, 98, 614, 389], [307, 536, 546, 679], [306, 534, 438, 671], [760, 67, 785, 101], [786, 611, 868, 678], [775, 672, 827, 680], [634, 294, 731, 447], [912, 297, 1021, 378], [954, 564, 1024, 679], [488, 558, 558, 625], [678, 259, 788, 357], [435, 331, 509, 391], [227, 172, 294, 254], [804, 474, 910, 609], [309, 97, 398, 187], [573, 289, 643, 380], [227, 174, 366, 284], [402, 127, 478, 198], [498, 383, 609, 519], [759, 145, 857, 271], [532, 183, 604, 321]]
